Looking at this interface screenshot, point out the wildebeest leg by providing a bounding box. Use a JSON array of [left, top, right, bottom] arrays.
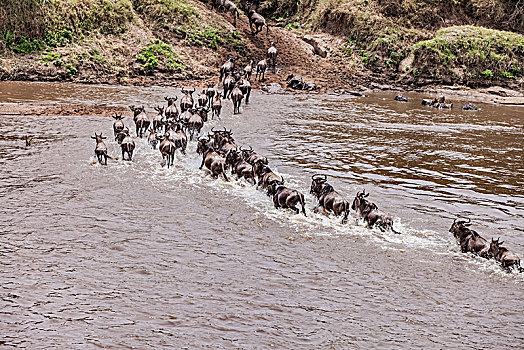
[[199, 157, 205, 170], [122, 149, 126, 161], [273, 196, 280, 209]]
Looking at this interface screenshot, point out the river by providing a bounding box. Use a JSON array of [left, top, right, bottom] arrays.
[[1, 81, 523, 348]]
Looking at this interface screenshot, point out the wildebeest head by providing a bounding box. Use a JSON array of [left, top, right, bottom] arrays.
[[165, 96, 178, 106], [267, 177, 284, 197], [197, 137, 213, 155], [115, 128, 130, 144], [91, 132, 107, 143], [351, 190, 369, 211], [310, 174, 328, 196], [449, 218, 472, 241], [489, 237, 504, 257], [181, 88, 195, 96], [112, 113, 124, 121]]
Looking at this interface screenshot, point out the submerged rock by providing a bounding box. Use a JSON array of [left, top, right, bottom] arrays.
[[462, 103, 479, 110], [394, 94, 408, 102], [261, 83, 284, 94]]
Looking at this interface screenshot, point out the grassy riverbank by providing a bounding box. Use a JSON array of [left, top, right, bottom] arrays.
[[0, 0, 523, 91]]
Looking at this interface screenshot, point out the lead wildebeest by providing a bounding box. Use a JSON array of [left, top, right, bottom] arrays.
[[255, 59, 267, 81], [129, 105, 150, 138], [489, 238, 522, 271], [448, 218, 490, 258], [267, 179, 306, 216], [117, 128, 135, 161], [267, 41, 277, 73], [112, 113, 125, 136], [247, 8, 269, 35], [310, 174, 350, 224], [197, 138, 229, 181], [91, 132, 110, 165], [351, 190, 400, 234]]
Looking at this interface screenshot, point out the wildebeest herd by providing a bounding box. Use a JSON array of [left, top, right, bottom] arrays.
[[89, 6, 521, 275]]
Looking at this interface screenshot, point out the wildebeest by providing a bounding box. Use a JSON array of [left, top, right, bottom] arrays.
[[255, 59, 267, 81], [166, 120, 188, 155], [489, 238, 522, 271], [197, 92, 209, 109], [25, 135, 33, 147], [212, 94, 222, 120], [220, 0, 239, 26], [112, 113, 125, 136], [180, 88, 195, 112], [231, 84, 244, 114], [253, 163, 283, 192], [351, 190, 400, 234], [244, 59, 254, 81], [148, 128, 158, 150], [225, 149, 256, 184], [267, 179, 306, 216], [197, 138, 229, 181], [212, 127, 237, 156], [238, 77, 251, 104], [118, 128, 135, 161], [157, 133, 176, 168], [241, 146, 268, 166], [91, 132, 109, 165], [204, 84, 217, 109], [310, 174, 350, 224], [247, 8, 269, 35], [394, 94, 408, 102], [223, 73, 236, 99], [152, 106, 165, 132], [219, 57, 236, 84], [267, 41, 277, 73], [422, 96, 453, 109], [448, 218, 490, 257], [129, 105, 150, 138], [164, 96, 179, 122], [187, 110, 204, 141]]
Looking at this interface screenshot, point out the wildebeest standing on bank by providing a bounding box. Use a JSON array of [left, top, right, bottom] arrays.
[[129, 105, 150, 138], [351, 190, 400, 234], [310, 174, 351, 224], [91, 132, 109, 165], [267, 179, 307, 216], [255, 59, 267, 81], [267, 41, 277, 73], [489, 238, 522, 271]]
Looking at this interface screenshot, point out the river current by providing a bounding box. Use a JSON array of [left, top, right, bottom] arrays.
[[1, 82, 523, 348]]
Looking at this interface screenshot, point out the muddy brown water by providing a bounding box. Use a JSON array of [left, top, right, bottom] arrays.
[[1, 81, 523, 348]]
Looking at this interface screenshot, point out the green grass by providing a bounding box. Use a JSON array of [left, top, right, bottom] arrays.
[[136, 39, 185, 72]]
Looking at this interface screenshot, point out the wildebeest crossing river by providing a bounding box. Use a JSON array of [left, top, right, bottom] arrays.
[[1, 82, 523, 348]]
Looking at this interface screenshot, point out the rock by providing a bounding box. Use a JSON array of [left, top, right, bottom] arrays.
[[302, 35, 329, 58], [394, 94, 408, 102], [462, 103, 478, 110], [334, 89, 366, 97], [303, 82, 316, 91], [261, 83, 284, 94]]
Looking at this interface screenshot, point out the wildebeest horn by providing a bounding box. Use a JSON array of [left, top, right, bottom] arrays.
[[279, 176, 284, 185], [211, 127, 216, 133]]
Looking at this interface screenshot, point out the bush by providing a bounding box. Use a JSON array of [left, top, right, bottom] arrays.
[[136, 39, 185, 73]]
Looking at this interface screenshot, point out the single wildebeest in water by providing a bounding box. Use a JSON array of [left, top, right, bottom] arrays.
[[118, 128, 135, 161], [91, 132, 110, 165], [351, 190, 400, 234], [180, 88, 195, 113], [489, 238, 522, 271], [310, 174, 351, 224], [267, 179, 307, 216], [129, 105, 150, 138], [197, 138, 229, 181], [448, 218, 490, 258]]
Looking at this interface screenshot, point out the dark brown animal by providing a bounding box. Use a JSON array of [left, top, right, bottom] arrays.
[[91, 132, 109, 165], [153, 106, 164, 132], [164, 96, 179, 122], [241, 146, 268, 166], [247, 8, 269, 35], [180, 88, 195, 112], [197, 139, 229, 181], [219, 57, 235, 84], [238, 77, 251, 104], [204, 84, 217, 109], [243, 60, 253, 81], [157, 133, 176, 168], [489, 238, 522, 271], [197, 92, 209, 109], [254, 163, 283, 192], [267, 180, 306, 216], [267, 41, 277, 73], [188, 110, 204, 141], [112, 113, 125, 136], [212, 94, 222, 120], [449, 219, 490, 257], [225, 149, 256, 184], [310, 174, 350, 224], [223, 73, 236, 99], [148, 128, 158, 150], [255, 59, 267, 81], [351, 190, 400, 234], [118, 128, 135, 161], [231, 84, 244, 114], [129, 105, 150, 138]]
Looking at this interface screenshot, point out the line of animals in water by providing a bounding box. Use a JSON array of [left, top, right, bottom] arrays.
[[84, 33, 520, 274]]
